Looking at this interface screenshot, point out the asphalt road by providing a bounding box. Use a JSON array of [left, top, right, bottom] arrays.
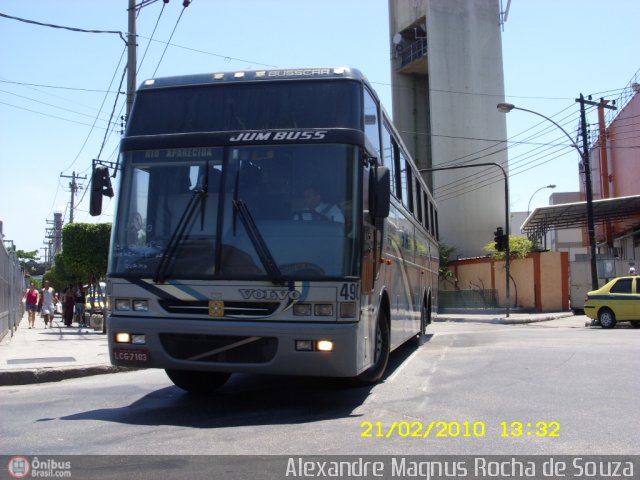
[[1, 316, 638, 456]]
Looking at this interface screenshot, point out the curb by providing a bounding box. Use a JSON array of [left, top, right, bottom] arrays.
[[0, 365, 137, 386], [434, 312, 574, 325]]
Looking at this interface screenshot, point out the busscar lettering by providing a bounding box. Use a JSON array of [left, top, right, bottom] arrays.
[[229, 130, 327, 142], [267, 68, 332, 77]]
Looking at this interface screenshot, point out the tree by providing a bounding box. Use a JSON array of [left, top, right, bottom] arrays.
[[15, 249, 39, 275], [483, 235, 536, 259], [45, 252, 72, 291], [61, 223, 111, 282], [439, 243, 457, 280]]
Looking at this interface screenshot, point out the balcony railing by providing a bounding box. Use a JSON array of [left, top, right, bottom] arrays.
[[397, 37, 427, 69]]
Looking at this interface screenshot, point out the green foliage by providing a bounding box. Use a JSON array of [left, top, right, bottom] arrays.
[[16, 249, 38, 260], [483, 235, 535, 259], [60, 223, 111, 281], [15, 249, 39, 275], [44, 252, 71, 292], [438, 243, 457, 279]]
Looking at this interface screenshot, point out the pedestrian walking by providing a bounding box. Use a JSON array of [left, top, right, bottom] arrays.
[[74, 283, 87, 327], [21, 281, 40, 328], [40, 280, 57, 328], [62, 285, 75, 327]]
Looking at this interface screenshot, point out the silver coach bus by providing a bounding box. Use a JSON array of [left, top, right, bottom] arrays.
[[97, 67, 439, 393]]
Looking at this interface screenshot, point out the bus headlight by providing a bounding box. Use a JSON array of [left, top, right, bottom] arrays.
[[316, 340, 334, 352], [293, 303, 312, 316], [115, 299, 131, 311], [133, 300, 149, 312], [295, 340, 313, 351], [314, 304, 333, 316], [114, 332, 146, 344], [131, 334, 146, 344], [295, 339, 334, 352], [115, 332, 131, 343]]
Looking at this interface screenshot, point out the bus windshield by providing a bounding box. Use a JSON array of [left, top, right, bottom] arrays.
[[109, 144, 361, 281]]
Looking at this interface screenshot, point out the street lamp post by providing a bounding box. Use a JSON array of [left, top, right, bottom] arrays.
[[527, 184, 556, 216], [497, 102, 599, 291], [528, 184, 556, 250], [420, 162, 511, 317]]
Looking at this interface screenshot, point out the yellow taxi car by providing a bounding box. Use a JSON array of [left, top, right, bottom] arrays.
[[584, 275, 640, 329]]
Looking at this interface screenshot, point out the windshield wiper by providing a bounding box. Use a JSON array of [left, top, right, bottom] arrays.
[[232, 199, 284, 285], [153, 189, 206, 283]]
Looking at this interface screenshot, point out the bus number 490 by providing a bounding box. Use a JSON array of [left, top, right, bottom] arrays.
[[340, 283, 358, 301]]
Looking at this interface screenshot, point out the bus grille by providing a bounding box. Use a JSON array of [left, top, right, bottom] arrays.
[[160, 333, 277, 363], [158, 300, 279, 318]]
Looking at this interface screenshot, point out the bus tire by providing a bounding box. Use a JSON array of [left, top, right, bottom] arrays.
[[165, 369, 231, 394], [355, 310, 390, 384], [414, 302, 428, 345]]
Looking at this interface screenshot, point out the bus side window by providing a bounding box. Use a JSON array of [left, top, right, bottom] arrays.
[[382, 123, 396, 196], [399, 151, 409, 211], [423, 192, 430, 231], [406, 166, 414, 214], [416, 182, 423, 224], [434, 209, 439, 240]]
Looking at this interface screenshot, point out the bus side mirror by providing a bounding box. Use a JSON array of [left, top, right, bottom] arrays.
[[370, 166, 390, 219]]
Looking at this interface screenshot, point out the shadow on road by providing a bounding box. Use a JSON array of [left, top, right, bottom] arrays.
[[60, 335, 433, 429]]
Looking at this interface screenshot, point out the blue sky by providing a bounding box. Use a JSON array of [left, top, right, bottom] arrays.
[[1, 0, 639, 256]]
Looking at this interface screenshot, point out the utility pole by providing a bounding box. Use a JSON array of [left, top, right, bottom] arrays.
[[45, 211, 63, 262], [60, 171, 87, 224], [575, 94, 616, 291], [125, 0, 191, 119], [126, 0, 137, 118]]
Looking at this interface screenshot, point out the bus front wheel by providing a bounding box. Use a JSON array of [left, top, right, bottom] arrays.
[[355, 310, 390, 384], [165, 369, 231, 394]]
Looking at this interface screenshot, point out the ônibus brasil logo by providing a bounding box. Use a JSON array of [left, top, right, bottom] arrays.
[[7, 456, 30, 479]]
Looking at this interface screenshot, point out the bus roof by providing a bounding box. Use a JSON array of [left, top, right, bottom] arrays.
[[137, 67, 369, 90]]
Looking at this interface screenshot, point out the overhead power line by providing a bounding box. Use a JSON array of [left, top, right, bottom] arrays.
[[0, 78, 121, 94], [151, 2, 190, 77], [0, 12, 126, 43]]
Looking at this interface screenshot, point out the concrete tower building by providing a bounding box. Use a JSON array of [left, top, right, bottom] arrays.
[[388, 0, 508, 258]]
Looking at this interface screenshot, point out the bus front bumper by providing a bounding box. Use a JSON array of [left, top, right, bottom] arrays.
[[108, 316, 367, 378]]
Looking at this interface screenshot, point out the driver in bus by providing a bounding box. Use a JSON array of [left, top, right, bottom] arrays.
[[293, 185, 344, 223]]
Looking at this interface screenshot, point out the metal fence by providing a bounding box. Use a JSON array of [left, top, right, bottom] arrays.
[[438, 289, 499, 311], [0, 243, 25, 340]]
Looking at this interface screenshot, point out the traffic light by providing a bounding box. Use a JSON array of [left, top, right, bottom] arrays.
[[494, 227, 506, 252]]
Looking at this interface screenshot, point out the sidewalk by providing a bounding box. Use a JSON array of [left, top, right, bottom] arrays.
[[0, 310, 577, 386], [0, 312, 125, 386]]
